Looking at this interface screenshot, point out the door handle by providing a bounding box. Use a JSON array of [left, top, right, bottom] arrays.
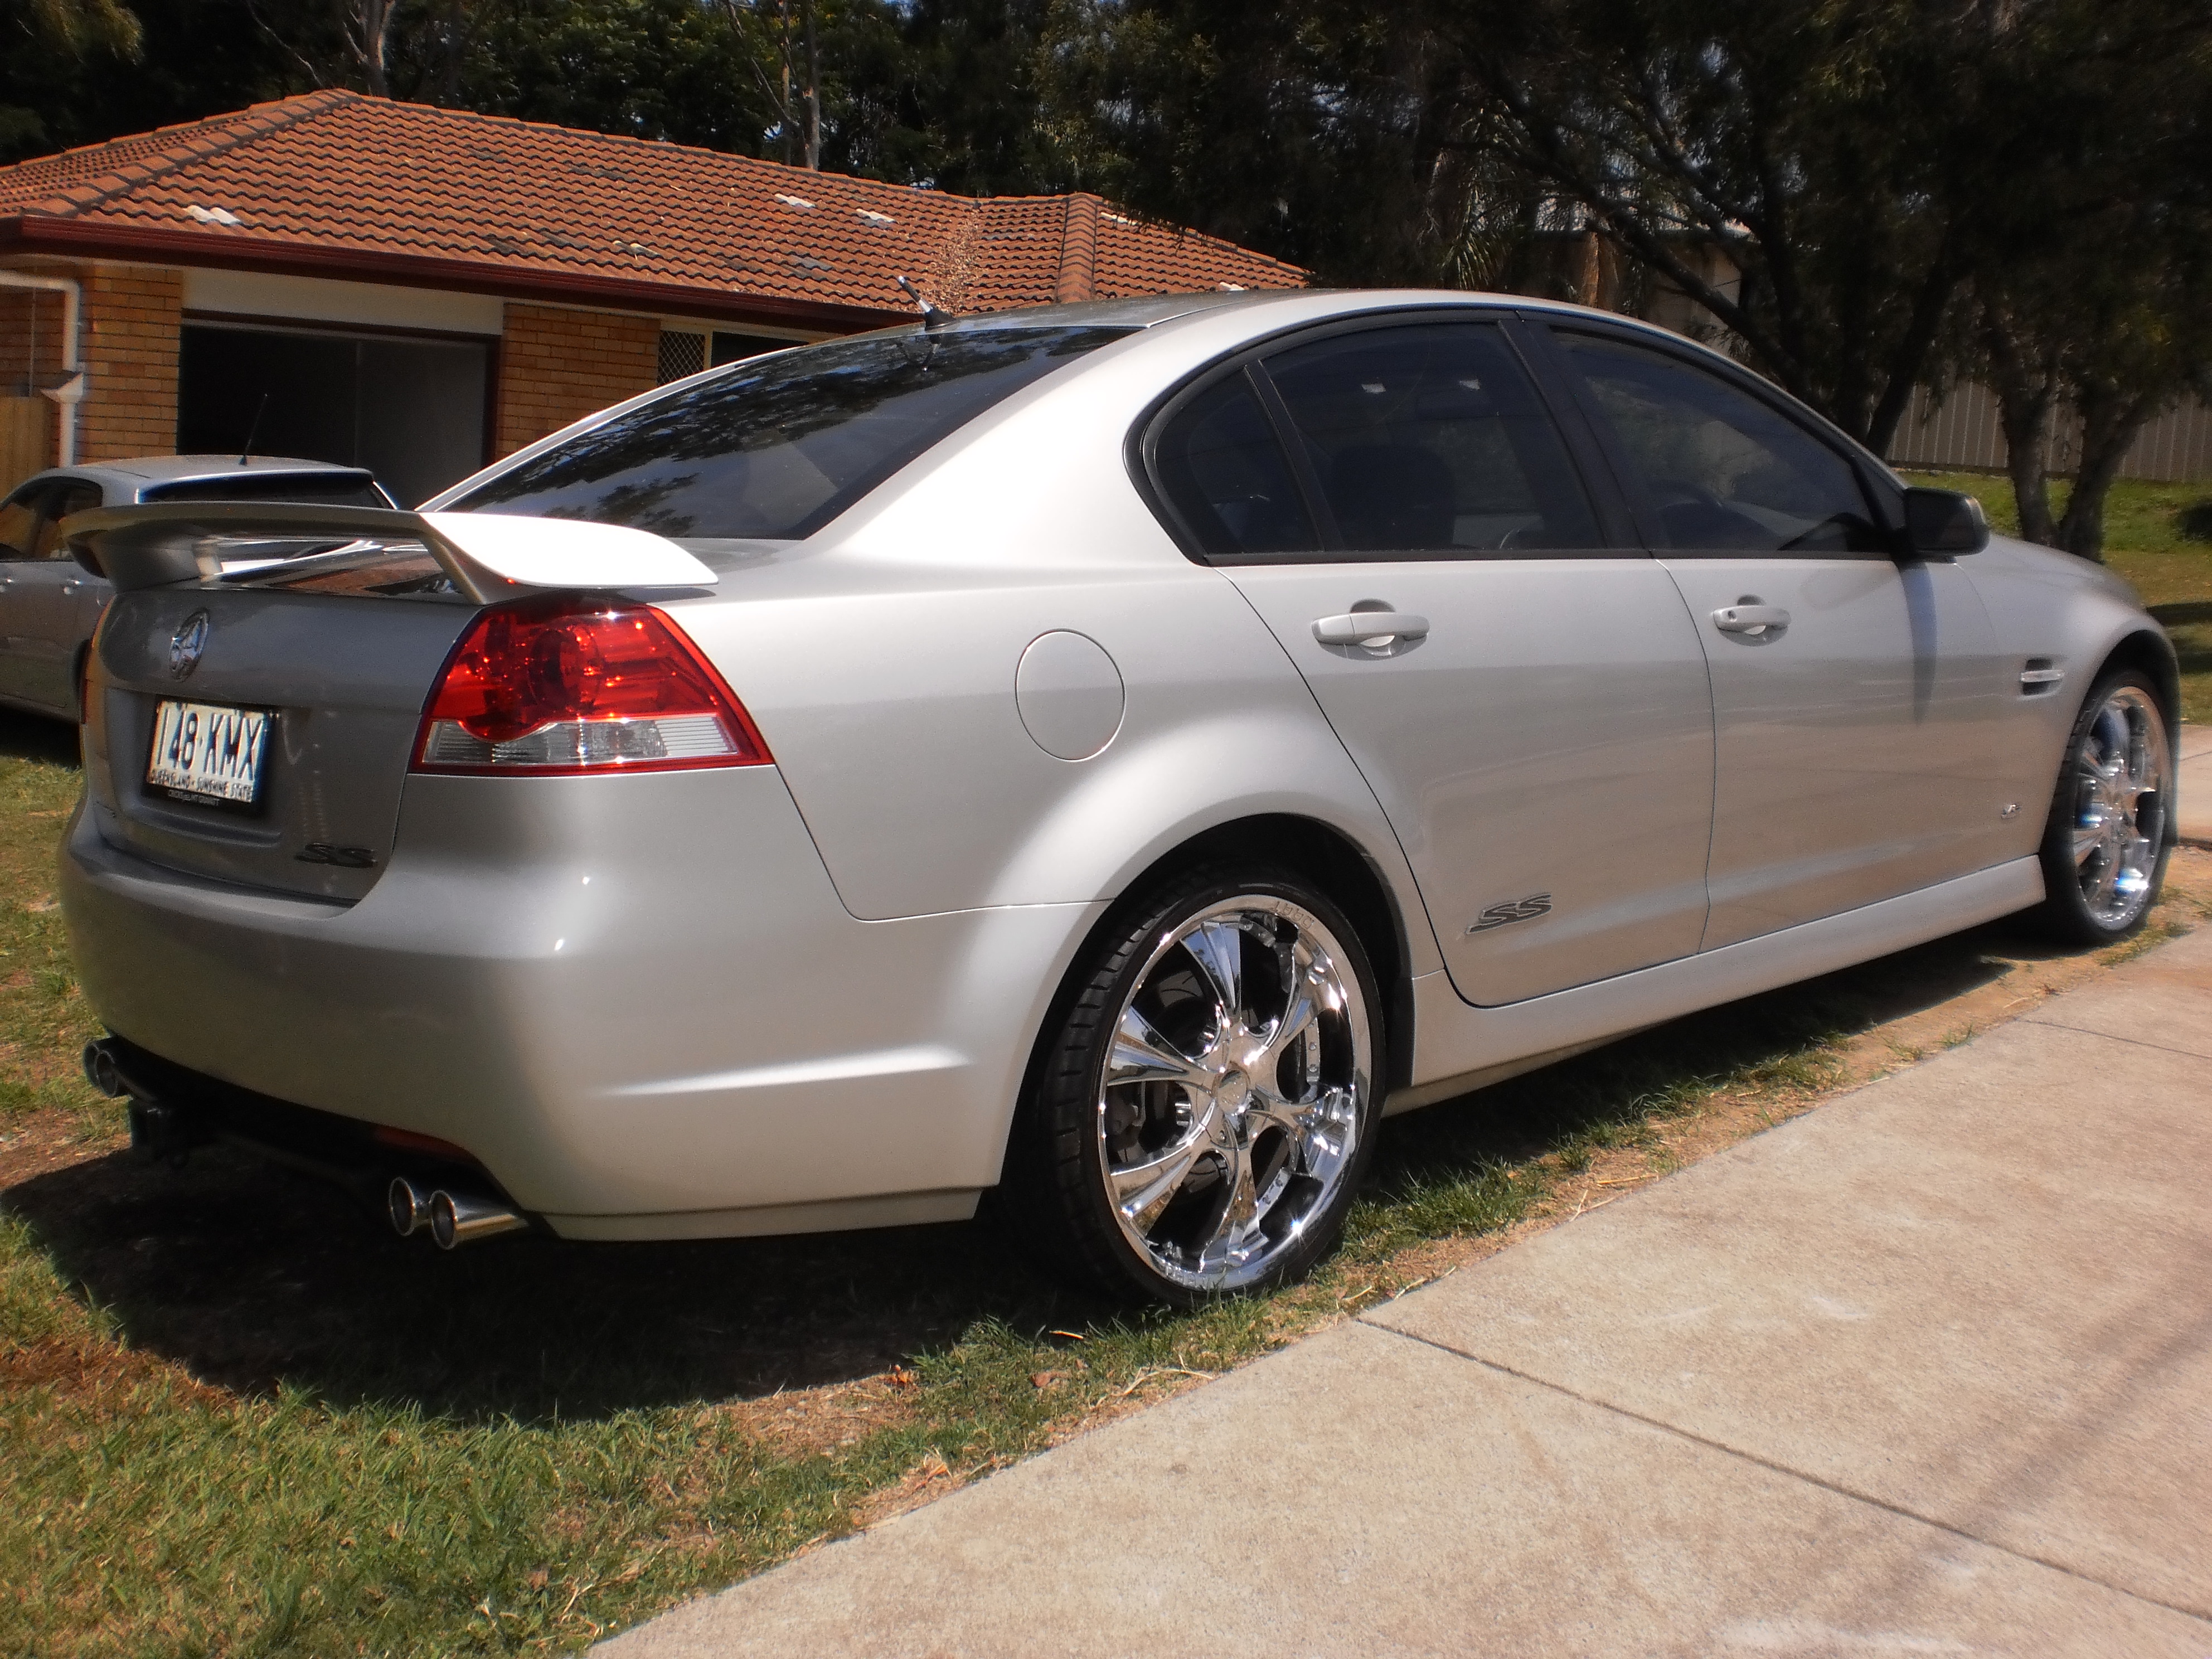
[[1711, 604, 1791, 635], [1313, 611, 1430, 646]]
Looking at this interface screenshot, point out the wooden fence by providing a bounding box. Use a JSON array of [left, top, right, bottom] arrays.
[[0, 396, 47, 494]]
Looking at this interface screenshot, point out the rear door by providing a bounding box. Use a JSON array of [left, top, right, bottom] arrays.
[[0, 480, 99, 715], [0, 482, 51, 707], [1149, 316, 1715, 1006], [14, 481, 103, 713], [1542, 324, 2014, 949]]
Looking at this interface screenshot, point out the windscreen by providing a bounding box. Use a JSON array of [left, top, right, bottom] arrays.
[[445, 325, 1136, 540]]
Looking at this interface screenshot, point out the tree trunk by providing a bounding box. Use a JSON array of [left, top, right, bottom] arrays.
[[802, 0, 821, 170], [779, 0, 794, 166], [357, 0, 392, 97], [2058, 384, 2159, 561], [1979, 299, 2060, 547]]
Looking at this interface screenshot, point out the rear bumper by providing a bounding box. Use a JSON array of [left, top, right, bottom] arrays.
[[61, 768, 1099, 1235]]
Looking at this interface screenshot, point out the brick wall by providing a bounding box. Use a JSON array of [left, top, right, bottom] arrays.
[[0, 280, 70, 489], [0, 260, 180, 478], [496, 303, 658, 457], [78, 264, 182, 463], [0, 285, 69, 399]]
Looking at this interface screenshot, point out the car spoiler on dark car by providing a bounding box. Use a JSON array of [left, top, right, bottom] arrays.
[[61, 502, 719, 600]]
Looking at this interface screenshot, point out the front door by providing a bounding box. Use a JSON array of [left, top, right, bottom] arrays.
[[1546, 326, 2015, 949], [1151, 317, 1715, 1006]]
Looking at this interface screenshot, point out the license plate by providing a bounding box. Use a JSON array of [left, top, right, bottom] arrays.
[[147, 700, 273, 805]]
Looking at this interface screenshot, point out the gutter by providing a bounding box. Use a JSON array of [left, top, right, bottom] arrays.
[[0, 267, 83, 465], [0, 216, 912, 337]]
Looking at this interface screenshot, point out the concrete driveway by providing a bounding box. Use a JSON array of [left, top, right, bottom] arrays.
[[2180, 723, 2210, 847], [604, 922, 2212, 1658]]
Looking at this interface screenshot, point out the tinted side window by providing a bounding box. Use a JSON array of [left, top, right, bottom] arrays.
[[448, 325, 1133, 540], [0, 486, 45, 559], [33, 483, 99, 557], [1263, 323, 1601, 554], [1151, 372, 1317, 559], [143, 473, 391, 508], [1558, 332, 1884, 554]]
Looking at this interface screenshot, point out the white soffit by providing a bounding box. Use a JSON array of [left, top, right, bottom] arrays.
[[181, 269, 504, 336]]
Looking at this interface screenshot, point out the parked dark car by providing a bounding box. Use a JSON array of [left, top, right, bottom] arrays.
[[0, 455, 395, 719]]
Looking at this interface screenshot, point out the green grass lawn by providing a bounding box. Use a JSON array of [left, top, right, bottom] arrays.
[[4, 471, 2211, 1653], [1901, 471, 2212, 724]]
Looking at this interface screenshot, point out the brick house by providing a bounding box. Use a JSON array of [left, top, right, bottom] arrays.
[[0, 91, 1303, 504]]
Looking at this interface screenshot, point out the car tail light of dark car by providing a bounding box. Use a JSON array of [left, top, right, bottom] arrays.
[[412, 597, 770, 774]]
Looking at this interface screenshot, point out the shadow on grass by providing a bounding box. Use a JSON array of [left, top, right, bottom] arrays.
[[3, 905, 2074, 1428], [0, 706, 80, 768]]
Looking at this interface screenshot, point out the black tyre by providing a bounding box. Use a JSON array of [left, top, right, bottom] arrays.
[[1008, 864, 1385, 1307], [2033, 668, 2173, 947]]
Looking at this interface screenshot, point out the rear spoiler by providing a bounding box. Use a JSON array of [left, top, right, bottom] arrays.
[[62, 502, 717, 602]]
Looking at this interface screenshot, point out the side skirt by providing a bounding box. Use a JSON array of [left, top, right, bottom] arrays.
[[1388, 857, 2045, 1115]]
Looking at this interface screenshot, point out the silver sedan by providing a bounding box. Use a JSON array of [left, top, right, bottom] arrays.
[[58, 291, 2178, 1304]]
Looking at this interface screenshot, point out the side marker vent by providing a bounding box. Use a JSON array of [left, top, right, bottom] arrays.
[[2020, 658, 2064, 695]]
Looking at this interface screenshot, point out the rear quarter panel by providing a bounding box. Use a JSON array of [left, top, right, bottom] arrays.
[[666, 316, 1445, 980]]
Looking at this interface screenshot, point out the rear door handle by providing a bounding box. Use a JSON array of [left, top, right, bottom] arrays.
[[1313, 611, 1430, 646], [1711, 604, 1791, 634]]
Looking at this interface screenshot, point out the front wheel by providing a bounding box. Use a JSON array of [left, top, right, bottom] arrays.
[[2034, 670, 2173, 946], [1011, 866, 1384, 1306]]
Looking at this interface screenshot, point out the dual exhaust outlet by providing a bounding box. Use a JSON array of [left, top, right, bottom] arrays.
[[85, 1038, 527, 1250], [388, 1177, 528, 1250]]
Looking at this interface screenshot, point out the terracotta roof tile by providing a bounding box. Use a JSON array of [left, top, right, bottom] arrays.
[[0, 93, 1303, 324]]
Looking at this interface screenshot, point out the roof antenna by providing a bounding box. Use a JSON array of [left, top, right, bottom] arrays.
[[237, 390, 271, 467], [895, 275, 951, 330]]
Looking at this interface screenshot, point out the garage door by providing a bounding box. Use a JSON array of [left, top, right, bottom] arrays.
[[176, 321, 492, 508]]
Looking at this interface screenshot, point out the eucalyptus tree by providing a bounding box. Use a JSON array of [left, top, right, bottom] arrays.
[[1962, 0, 2212, 556]]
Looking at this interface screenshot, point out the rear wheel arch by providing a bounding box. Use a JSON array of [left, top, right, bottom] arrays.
[[1001, 813, 1417, 1195], [1118, 814, 1415, 1095]]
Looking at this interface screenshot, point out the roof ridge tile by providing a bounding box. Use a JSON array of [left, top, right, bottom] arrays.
[[0, 89, 355, 219]]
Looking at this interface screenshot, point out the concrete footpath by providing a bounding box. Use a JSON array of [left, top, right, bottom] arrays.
[[2181, 723, 2211, 848], [605, 925, 2212, 1658]]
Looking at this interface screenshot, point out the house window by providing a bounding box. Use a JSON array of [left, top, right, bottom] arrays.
[[175, 321, 491, 508], [657, 331, 706, 385], [659, 329, 794, 385], [712, 331, 791, 366]]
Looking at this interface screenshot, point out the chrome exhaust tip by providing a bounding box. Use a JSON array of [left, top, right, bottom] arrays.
[[82, 1039, 127, 1099], [428, 1189, 527, 1250], [387, 1176, 434, 1238]]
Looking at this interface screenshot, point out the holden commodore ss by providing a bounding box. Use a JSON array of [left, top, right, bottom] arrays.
[[58, 290, 2177, 1305]]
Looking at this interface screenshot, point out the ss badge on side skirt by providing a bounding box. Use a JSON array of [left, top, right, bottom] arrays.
[[1468, 893, 1553, 934]]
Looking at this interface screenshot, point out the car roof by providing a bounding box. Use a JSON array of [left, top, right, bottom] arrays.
[[11, 454, 382, 503]]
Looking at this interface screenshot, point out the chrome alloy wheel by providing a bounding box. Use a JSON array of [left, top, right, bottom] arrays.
[[1095, 895, 1371, 1293], [2069, 685, 2170, 930]]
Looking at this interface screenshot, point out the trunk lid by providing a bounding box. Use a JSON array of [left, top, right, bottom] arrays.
[[87, 584, 476, 901], [68, 502, 724, 903]]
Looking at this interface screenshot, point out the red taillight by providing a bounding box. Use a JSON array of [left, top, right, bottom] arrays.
[[413, 598, 770, 775]]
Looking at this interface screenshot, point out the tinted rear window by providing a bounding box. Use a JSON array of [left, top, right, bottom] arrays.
[[444, 326, 1133, 539], [142, 473, 391, 508]]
